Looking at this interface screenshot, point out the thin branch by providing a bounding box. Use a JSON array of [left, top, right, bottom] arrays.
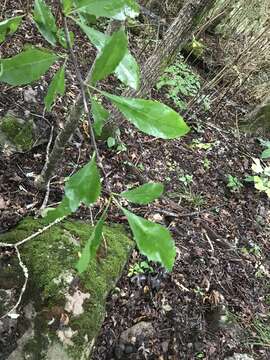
[[63, 17, 100, 163], [0, 217, 65, 249]]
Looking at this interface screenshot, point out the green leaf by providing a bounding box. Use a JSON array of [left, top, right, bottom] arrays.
[[261, 148, 270, 159], [57, 28, 75, 49], [73, 0, 139, 20], [91, 28, 128, 84], [120, 182, 164, 204], [33, 0, 57, 46], [103, 92, 190, 139], [115, 52, 140, 90], [45, 65, 65, 111], [42, 196, 72, 222], [122, 208, 176, 271], [65, 154, 101, 211], [91, 98, 109, 136], [77, 22, 140, 89], [107, 137, 116, 148], [61, 0, 73, 14], [0, 48, 58, 85], [0, 16, 23, 43], [76, 213, 105, 273]]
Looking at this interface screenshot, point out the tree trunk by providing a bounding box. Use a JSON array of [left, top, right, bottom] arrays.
[[240, 96, 270, 134], [136, 0, 217, 98], [38, 0, 216, 187], [106, 0, 216, 130]]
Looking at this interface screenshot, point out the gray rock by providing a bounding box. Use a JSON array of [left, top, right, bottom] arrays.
[[225, 353, 254, 360], [120, 321, 155, 345]]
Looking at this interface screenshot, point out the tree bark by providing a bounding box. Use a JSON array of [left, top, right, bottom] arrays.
[[38, 0, 216, 186], [135, 0, 216, 98], [240, 95, 270, 134]]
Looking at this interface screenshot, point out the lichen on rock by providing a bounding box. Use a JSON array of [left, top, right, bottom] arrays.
[[0, 217, 133, 359]]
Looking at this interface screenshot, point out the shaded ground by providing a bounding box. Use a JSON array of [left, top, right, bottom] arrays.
[[1, 2, 270, 360]]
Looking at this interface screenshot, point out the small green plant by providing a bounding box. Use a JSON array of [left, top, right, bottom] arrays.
[[179, 174, 193, 186], [191, 139, 215, 150], [202, 157, 211, 170], [128, 260, 154, 277], [156, 56, 201, 110], [249, 316, 270, 347], [184, 36, 206, 58], [175, 173, 205, 209], [0, 0, 191, 294], [245, 158, 270, 198], [241, 242, 261, 257], [259, 138, 270, 159], [226, 175, 243, 192]]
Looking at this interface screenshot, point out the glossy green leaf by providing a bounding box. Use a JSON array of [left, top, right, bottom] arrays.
[[261, 148, 270, 159], [45, 65, 65, 111], [91, 98, 109, 136], [65, 154, 101, 211], [103, 92, 190, 139], [33, 0, 57, 46], [77, 22, 106, 50], [0, 16, 23, 43], [91, 28, 128, 84], [122, 208, 176, 271], [76, 213, 105, 273], [120, 183, 164, 204], [73, 0, 139, 20], [77, 22, 140, 89], [0, 48, 58, 85], [115, 52, 140, 90]]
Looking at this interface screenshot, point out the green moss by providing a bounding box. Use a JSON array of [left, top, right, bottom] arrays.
[[0, 114, 34, 151], [0, 217, 133, 359]]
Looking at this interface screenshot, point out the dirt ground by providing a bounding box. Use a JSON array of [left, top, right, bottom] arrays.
[[0, 2, 270, 360]]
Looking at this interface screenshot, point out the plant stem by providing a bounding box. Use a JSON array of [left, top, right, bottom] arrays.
[[63, 17, 100, 163]]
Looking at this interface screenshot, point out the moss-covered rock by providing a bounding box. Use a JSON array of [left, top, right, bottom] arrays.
[[0, 217, 133, 359], [0, 111, 35, 153]]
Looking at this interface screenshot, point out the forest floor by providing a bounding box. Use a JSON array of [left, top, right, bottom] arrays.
[[0, 3, 270, 360]]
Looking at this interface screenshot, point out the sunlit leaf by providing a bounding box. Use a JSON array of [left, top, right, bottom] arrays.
[[252, 158, 263, 174], [91, 98, 109, 136], [91, 28, 128, 84], [103, 92, 190, 139], [45, 65, 65, 111], [261, 148, 270, 159], [33, 0, 57, 46], [122, 208, 176, 271], [73, 0, 139, 20], [77, 22, 140, 89], [0, 16, 23, 43], [0, 48, 58, 85], [120, 183, 164, 204]]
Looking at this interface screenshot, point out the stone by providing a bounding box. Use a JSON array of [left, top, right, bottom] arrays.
[[0, 111, 49, 154], [0, 111, 35, 154], [0, 217, 133, 359], [119, 321, 155, 346], [224, 354, 254, 360]]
